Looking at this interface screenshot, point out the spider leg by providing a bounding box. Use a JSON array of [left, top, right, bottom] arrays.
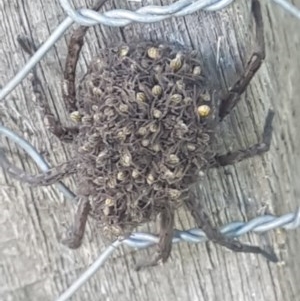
[[17, 36, 78, 143], [61, 198, 91, 249], [219, 0, 265, 120], [185, 191, 278, 262], [0, 151, 76, 186], [135, 206, 174, 271], [214, 109, 274, 166], [63, 0, 108, 113]]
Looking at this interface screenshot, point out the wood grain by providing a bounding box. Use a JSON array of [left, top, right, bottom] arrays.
[[0, 1, 300, 300]]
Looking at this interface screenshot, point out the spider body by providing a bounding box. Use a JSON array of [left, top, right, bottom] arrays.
[[1, 0, 278, 268], [72, 42, 216, 238]]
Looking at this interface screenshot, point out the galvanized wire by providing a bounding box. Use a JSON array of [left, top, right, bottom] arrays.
[[0, 0, 300, 101], [126, 210, 300, 248], [59, 0, 234, 27], [1, 123, 299, 239], [56, 211, 300, 301], [0, 125, 76, 201], [0, 1, 299, 300], [60, 0, 300, 26], [56, 240, 123, 301], [272, 0, 300, 19], [1, 123, 299, 300]]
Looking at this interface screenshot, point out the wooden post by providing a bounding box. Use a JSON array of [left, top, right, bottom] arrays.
[[0, 1, 300, 300]]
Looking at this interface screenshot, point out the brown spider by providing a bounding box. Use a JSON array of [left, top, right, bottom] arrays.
[[1, 0, 278, 269]]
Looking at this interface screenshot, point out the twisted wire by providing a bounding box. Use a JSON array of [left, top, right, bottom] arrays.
[[59, 0, 234, 27], [125, 210, 300, 248], [57, 211, 300, 301], [1, 124, 299, 242], [0, 0, 300, 101], [0, 1, 299, 300], [60, 0, 300, 26], [1, 124, 299, 300]]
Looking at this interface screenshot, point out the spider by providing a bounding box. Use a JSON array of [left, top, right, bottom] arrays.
[[1, 0, 278, 269]]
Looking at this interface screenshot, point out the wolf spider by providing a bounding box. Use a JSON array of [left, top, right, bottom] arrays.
[[1, 0, 277, 269]]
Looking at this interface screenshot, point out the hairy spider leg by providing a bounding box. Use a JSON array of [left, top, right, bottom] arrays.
[[0, 151, 76, 186], [135, 206, 175, 270], [190, 0, 277, 263], [185, 190, 278, 262], [63, 0, 109, 113], [214, 109, 274, 166], [61, 198, 91, 249], [219, 0, 265, 120], [17, 36, 78, 143]]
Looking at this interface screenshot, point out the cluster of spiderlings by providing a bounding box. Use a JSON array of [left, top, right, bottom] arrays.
[[72, 42, 216, 235]]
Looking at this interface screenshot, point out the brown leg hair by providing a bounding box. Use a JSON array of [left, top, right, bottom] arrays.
[[185, 190, 278, 262], [17, 36, 79, 143], [198, 0, 277, 263], [219, 0, 265, 120], [17, 1, 108, 140], [214, 109, 274, 167], [62, 0, 109, 113], [61, 198, 91, 249], [135, 206, 174, 271], [0, 151, 76, 186]]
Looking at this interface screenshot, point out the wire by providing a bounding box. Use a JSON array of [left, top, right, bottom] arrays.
[[1, 0, 299, 102], [56, 240, 122, 301], [2, 121, 298, 246], [0, 18, 73, 102], [59, 0, 300, 26], [272, 0, 300, 19], [0, 1, 299, 300], [1, 124, 299, 300], [60, 0, 234, 26], [56, 209, 300, 301], [0, 124, 76, 201]]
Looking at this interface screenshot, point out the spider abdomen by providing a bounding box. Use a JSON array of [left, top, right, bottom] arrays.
[[74, 42, 216, 235]]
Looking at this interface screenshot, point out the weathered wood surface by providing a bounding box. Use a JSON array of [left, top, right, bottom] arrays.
[[0, 1, 300, 300]]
